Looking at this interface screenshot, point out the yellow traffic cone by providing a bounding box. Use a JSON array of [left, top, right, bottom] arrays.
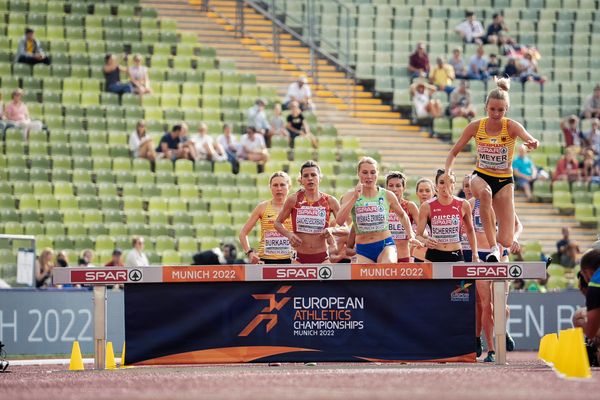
[[538, 333, 559, 365], [69, 341, 84, 371], [560, 328, 591, 379], [553, 329, 571, 375], [106, 342, 117, 370], [119, 342, 126, 368]]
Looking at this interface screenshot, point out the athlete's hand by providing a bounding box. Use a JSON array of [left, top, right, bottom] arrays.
[[510, 240, 521, 254], [524, 138, 539, 150], [472, 255, 480, 262], [354, 182, 363, 198], [249, 252, 261, 264], [288, 233, 303, 247], [424, 237, 438, 249], [408, 237, 425, 248], [320, 227, 333, 239]]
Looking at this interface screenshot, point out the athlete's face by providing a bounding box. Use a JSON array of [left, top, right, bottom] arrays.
[[270, 176, 289, 199], [386, 177, 405, 199], [358, 163, 378, 187], [486, 98, 508, 120], [437, 174, 456, 198], [462, 176, 472, 199], [300, 167, 320, 190], [416, 182, 434, 204]]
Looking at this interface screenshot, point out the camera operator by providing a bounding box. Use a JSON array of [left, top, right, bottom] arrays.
[[573, 248, 600, 366]]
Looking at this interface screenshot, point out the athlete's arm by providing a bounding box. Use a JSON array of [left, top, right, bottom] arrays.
[[508, 119, 539, 150], [275, 194, 302, 247], [585, 308, 600, 341], [445, 121, 477, 174], [238, 202, 265, 264], [462, 200, 479, 261], [407, 201, 420, 225], [336, 186, 361, 226], [416, 202, 436, 248]]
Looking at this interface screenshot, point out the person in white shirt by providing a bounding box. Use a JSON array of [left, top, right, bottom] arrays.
[[217, 123, 241, 173], [128, 53, 151, 96], [125, 237, 150, 267], [247, 98, 273, 147], [283, 75, 314, 111], [270, 103, 290, 139], [239, 126, 269, 171], [455, 11, 485, 45], [128, 120, 156, 161], [191, 122, 227, 162]]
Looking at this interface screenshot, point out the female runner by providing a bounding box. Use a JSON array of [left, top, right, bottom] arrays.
[[275, 161, 340, 263], [336, 157, 420, 264], [445, 77, 538, 262], [413, 178, 436, 262], [386, 171, 420, 262], [416, 169, 478, 262], [239, 172, 293, 264]]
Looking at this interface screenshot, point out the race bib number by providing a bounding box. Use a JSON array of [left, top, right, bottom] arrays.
[[460, 233, 471, 250], [296, 206, 327, 234], [264, 231, 291, 255], [355, 204, 387, 233], [389, 212, 407, 240], [477, 143, 509, 170], [431, 214, 461, 244]]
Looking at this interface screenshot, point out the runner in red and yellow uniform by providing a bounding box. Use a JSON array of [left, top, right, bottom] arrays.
[[386, 171, 420, 262]]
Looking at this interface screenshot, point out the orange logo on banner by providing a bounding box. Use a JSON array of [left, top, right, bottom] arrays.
[[163, 266, 245, 282], [238, 285, 292, 336], [351, 263, 433, 280]]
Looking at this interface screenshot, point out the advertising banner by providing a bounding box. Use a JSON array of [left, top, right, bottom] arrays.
[[124, 280, 476, 364]]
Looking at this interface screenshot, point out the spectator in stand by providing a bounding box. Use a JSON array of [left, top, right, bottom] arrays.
[[518, 51, 546, 84], [455, 11, 485, 45], [553, 146, 580, 182], [103, 53, 132, 95], [0, 92, 10, 137], [155, 124, 187, 161], [4, 89, 43, 140], [581, 85, 600, 120], [584, 118, 600, 154], [560, 115, 584, 148], [128, 53, 151, 96], [283, 75, 314, 111], [125, 237, 150, 267], [485, 13, 513, 46], [35, 248, 55, 288], [512, 144, 540, 201], [410, 80, 443, 119], [55, 250, 69, 268], [429, 57, 455, 94], [580, 148, 597, 182], [247, 98, 273, 147], [217, 123, 240, 173], [105, 249, 124, 267], [286, 100, 317, 148], [486, 53, 501, 77], [556, 227, 580, 268], [191, 122, 227, 162], [270, 103, 289, 140], [467, 45, 489, 80], [15, 28, 51, 66], [238, 126, 269, 172], [503, 57, 519, 79], [408, 42, 429, 79], [129, 120, 156, 161], [449, 48, 468, 80], [78, 249, 95, 267], [449, 81, 476, 120]]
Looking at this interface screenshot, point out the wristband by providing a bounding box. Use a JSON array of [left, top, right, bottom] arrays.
[[246, 249, 255, 256]]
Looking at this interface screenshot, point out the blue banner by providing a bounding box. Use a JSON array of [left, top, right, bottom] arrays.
[[125, 280, 476, 364]]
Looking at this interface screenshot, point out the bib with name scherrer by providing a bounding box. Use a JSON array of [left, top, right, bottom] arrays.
[[428, 196, 463, 244]]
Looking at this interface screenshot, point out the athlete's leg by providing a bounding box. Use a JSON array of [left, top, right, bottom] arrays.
[[492, 184, 516, 249], [470, 176, 498, 249], [355, 254, 376, 264], [477, 280, 495, 352], [378, 245, 398, 264]]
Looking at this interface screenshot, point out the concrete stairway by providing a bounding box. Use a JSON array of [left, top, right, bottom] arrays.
[[141, 0, 597, 254]]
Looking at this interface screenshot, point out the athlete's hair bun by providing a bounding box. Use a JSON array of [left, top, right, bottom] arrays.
[[495, 77, 511, 92]]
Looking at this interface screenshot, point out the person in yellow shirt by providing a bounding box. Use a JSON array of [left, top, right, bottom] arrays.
[[15, 28, 51, 65], [429, 57, 455, 94]]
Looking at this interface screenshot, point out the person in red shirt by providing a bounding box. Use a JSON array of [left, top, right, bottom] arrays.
[[553, 146, 580, 182], [105, 249, 124, 267], [560, 115, 584, 147], [408, 42, 430, 79]]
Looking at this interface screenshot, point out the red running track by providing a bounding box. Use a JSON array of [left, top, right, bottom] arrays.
[[1, 352, 598, 400]]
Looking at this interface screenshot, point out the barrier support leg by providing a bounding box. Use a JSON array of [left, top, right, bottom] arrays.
[[493, 281, 507, 365], [93, 285, 107, 370]]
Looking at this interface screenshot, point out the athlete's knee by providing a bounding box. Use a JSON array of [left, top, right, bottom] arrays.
[[478, 188, 493, 205], [497, 233, 513, 249]]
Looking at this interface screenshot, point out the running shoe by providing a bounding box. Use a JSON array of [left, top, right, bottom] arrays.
[[506, 331, 515, 352], [476, 336, 483, 358], [486, 246, 500, 262], [483, 351, 495, 363]]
